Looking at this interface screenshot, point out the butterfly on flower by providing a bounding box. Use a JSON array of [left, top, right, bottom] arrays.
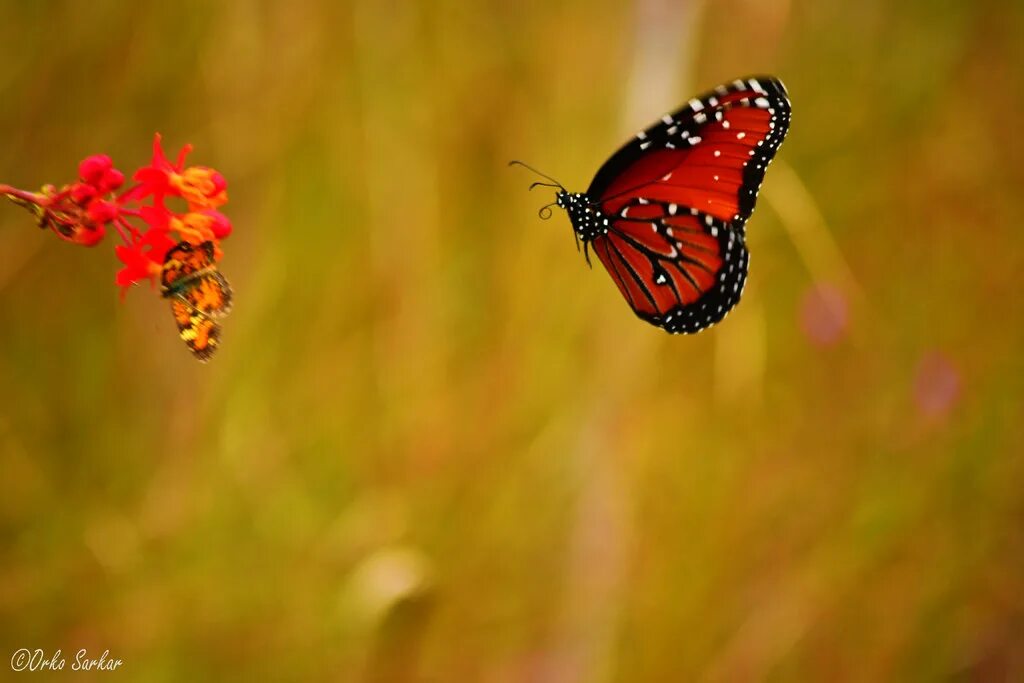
[[160, 240, 232, 361]]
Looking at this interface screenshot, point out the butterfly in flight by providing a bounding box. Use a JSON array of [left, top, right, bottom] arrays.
[[160, 240, 233, 361], [514, 76, 791, 334]]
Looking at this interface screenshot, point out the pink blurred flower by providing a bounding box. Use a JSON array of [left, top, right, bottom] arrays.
[[914, 351, 961, 419], [799, 282, 848, 347]]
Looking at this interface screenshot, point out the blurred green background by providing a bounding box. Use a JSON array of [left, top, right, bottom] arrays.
[[1, 1, 1022, 681]]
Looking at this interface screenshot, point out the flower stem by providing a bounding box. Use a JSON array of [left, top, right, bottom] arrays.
[[0, 184, 46, 206], [113, 216, 135, 245]]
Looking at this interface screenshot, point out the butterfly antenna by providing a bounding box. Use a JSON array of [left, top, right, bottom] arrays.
[[528, 181, 562, 191], [509, 160, 566, 192]]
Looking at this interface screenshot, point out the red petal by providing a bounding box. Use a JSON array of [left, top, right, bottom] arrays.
[[132, 167, 169, 188], [174, 143, 193, 171], [139, 205, 171, 231], [142, 229, 176, 261], [151, 133, 171, 170]]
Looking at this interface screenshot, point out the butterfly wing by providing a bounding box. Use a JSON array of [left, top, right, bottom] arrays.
[[589, 76, 791, 230], [169, 295, 223, 361], [161, 241, 217, 291], [588, 76, 790, 333], [592, 202, 748, 333], [161, 241, 233, 361]]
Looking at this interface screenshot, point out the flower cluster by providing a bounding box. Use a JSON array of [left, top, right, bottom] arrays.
[[1, 134, 232, 292]]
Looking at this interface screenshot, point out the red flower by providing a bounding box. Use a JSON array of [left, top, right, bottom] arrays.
[[203, 209, 232, 238], [114, 229, 176, 290], [79, 154, 112, 186], [64, 223, 106, 247], [124, 135, 181, 207], [128, 134, 228, 210], [4, 134, 233, 301], [70, 181, 97, 205], [172, 210, 233, 244], [138, 204, 172, 232], [171, 166, 228, 210], [86, 199, 119, 224], [99, 168, 125, 193], [78, 155, 125, 193]]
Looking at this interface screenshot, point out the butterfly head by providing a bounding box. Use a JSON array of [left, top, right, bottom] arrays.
[[557, 191, 607, 243]]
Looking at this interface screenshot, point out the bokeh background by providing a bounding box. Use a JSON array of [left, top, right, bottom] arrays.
[[1, 0, 1022, 680]]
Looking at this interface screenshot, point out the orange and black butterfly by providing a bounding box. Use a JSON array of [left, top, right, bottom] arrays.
[[160, 241, 232, 361]]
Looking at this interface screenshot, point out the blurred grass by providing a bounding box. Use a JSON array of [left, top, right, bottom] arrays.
[[1, 0, 1023, 681]]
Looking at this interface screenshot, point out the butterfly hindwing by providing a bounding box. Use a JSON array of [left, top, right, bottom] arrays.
[[593, 200, 748, 333]]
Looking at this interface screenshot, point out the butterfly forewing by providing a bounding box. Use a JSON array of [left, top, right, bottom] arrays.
[[588, 76, 791, 230]]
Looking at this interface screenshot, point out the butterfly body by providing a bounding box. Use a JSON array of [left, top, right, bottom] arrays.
[[160, 241, 232, 361], [553, 76, 791, 334], [558, 191, 609, 243]]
